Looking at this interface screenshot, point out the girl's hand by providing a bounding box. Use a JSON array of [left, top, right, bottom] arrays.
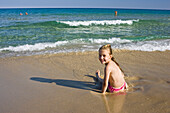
[[96, 70, 100, 77]]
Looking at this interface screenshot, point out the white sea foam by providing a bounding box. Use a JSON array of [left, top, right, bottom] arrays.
[[56, 20, 139, 26], [0, 41, 68, 52], [89, 38, 131, 44], [121, 39, 170, 51], [0, 38, 170, 53]]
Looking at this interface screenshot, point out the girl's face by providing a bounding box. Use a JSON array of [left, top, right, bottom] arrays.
[[99, 49, 112, 64]]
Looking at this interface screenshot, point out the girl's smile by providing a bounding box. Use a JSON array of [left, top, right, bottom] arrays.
[[99, 49, 112, 64]]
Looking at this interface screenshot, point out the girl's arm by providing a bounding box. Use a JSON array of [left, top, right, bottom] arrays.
[[102, 67, 110, 94]]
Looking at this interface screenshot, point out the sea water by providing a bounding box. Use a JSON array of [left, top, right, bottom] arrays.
[[0, 8, 170, 57]]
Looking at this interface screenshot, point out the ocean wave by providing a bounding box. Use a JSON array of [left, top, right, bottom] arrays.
[[0, 38, 170, 53], [0, 38, 129, 52], [89, 38, 131, 44], [122, 39, 170, 51], [56, 20, 139, 26], [1, 19, 139, 28], [0, 41, 68, 52]]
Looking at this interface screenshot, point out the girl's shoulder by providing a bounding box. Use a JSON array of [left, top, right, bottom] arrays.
[[106, 61, 115, 69], [109, 60, 116, 66], [108, 61, 120, 71]]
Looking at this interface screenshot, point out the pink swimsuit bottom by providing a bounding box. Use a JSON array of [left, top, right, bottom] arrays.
[[108, 82, 126, 93]]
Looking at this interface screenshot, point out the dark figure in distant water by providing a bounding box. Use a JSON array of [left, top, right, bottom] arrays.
[[115, 11, 117, 16]]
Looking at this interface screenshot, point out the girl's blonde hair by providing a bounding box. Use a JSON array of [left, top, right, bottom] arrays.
[[99, 44, 124, 73]]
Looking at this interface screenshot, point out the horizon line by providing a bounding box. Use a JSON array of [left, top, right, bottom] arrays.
[[0, 7, 170, 10]]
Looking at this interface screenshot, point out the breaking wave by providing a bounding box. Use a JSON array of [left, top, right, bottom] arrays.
[[0, 38, 170, 53], [56, 19, 139, 26]]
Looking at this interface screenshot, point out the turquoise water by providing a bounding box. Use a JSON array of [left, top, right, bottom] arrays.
[[0, 8, 170, 57]]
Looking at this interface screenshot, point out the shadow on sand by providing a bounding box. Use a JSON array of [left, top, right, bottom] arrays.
[[30, 75, 100, 92], [30, 75, 126, 113]]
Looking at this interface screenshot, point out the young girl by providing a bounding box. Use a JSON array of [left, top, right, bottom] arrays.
[[96, 44, 128, 94]]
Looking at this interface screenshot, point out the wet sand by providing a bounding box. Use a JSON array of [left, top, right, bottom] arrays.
[[0, 50, 170, 113]]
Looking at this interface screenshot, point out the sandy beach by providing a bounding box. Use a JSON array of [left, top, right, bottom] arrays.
[[0, 50, 170, 113]]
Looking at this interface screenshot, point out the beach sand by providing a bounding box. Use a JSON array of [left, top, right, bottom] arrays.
[[0, 50, 170, 113]]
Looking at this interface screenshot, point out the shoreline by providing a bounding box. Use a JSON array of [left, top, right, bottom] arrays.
[[0, 50, 170, 113], [1, 49, 170, 58]]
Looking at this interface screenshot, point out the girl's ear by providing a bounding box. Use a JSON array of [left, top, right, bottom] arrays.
[[110, 54, 113, 59]]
